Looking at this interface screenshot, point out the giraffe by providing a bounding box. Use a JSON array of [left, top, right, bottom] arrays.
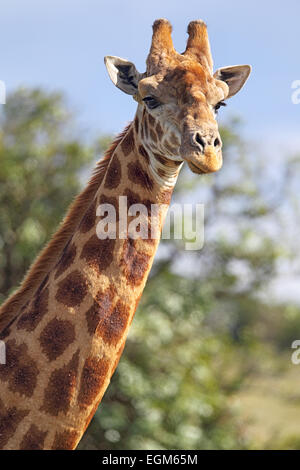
[[0, 19, 251, 450]]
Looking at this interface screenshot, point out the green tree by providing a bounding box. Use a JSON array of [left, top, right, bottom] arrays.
[[0, 88, 93, 303]]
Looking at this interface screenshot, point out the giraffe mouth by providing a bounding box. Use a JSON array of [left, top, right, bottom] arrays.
[[185, 146, 223, 174], [187, 161, 208, 174]]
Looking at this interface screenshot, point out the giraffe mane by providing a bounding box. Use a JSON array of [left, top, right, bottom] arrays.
[[0, 122, 132, 333]]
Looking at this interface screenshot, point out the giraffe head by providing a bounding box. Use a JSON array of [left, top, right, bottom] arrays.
[[105, 19, 251, 174]]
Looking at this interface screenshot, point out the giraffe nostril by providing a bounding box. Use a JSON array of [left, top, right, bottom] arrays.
[[214, 137, 221, 148], [195, 133, 206, 151]]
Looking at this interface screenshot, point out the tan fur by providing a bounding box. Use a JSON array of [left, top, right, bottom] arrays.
[[184, 20, 213, 72]]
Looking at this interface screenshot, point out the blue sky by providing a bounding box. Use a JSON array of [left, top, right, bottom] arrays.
[[0, 0, 299, 152]]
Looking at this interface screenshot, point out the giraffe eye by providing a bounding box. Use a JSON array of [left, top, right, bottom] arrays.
[[142, 96, 161, 110], [214, 101, 227, 113]]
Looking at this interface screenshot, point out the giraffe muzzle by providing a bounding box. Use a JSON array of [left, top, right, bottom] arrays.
[[180, 130, 223, 174], [186, 145, 223, 174]]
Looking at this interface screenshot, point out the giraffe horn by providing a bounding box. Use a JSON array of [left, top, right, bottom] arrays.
[[184, 20, 213, 73], [147, 19, 175, 73]]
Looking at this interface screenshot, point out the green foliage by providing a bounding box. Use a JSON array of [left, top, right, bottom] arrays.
[[0, 88, 93, 302], [80, 272, 248, 450]]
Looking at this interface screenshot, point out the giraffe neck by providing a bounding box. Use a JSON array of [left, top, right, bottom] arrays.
[[134, 105, 183, 188], [0, 113, 182, 449]]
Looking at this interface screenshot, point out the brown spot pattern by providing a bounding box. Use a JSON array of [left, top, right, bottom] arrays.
[[0, 399, 29, 449], [0, 340, 39, 398], [39, 318, 75, 361], [98, 300, 130, 346], [121, 238, 150, 286], [19, 424, 48, 450], [139, 145, 150, 163], [127, 161, 154, 191], [80, 235, 115, 275], [124, 188, 153, 223], [54, 242, 77, 280], [17, 287, 49, 332], [104, 155, 122, 189], [41, 349, 79, 416], [0, 326, 11, 340], [124, 188, 142, 207], [0, 340, 19, 382], [79, 198, 97, 234], [55, 270, 88, 308], [121, 128, 134, 156], [36, 274, 49, 295], [85, 286, 115, 335], [11, 362, 38, 398], [77, 355, 110, 408], [52, 429, 79, 450], [98, 193, 118, 208]]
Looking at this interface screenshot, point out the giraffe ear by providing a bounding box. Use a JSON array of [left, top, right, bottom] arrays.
[[214, 65, 251, 99], [104, 56, 142, 95]]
